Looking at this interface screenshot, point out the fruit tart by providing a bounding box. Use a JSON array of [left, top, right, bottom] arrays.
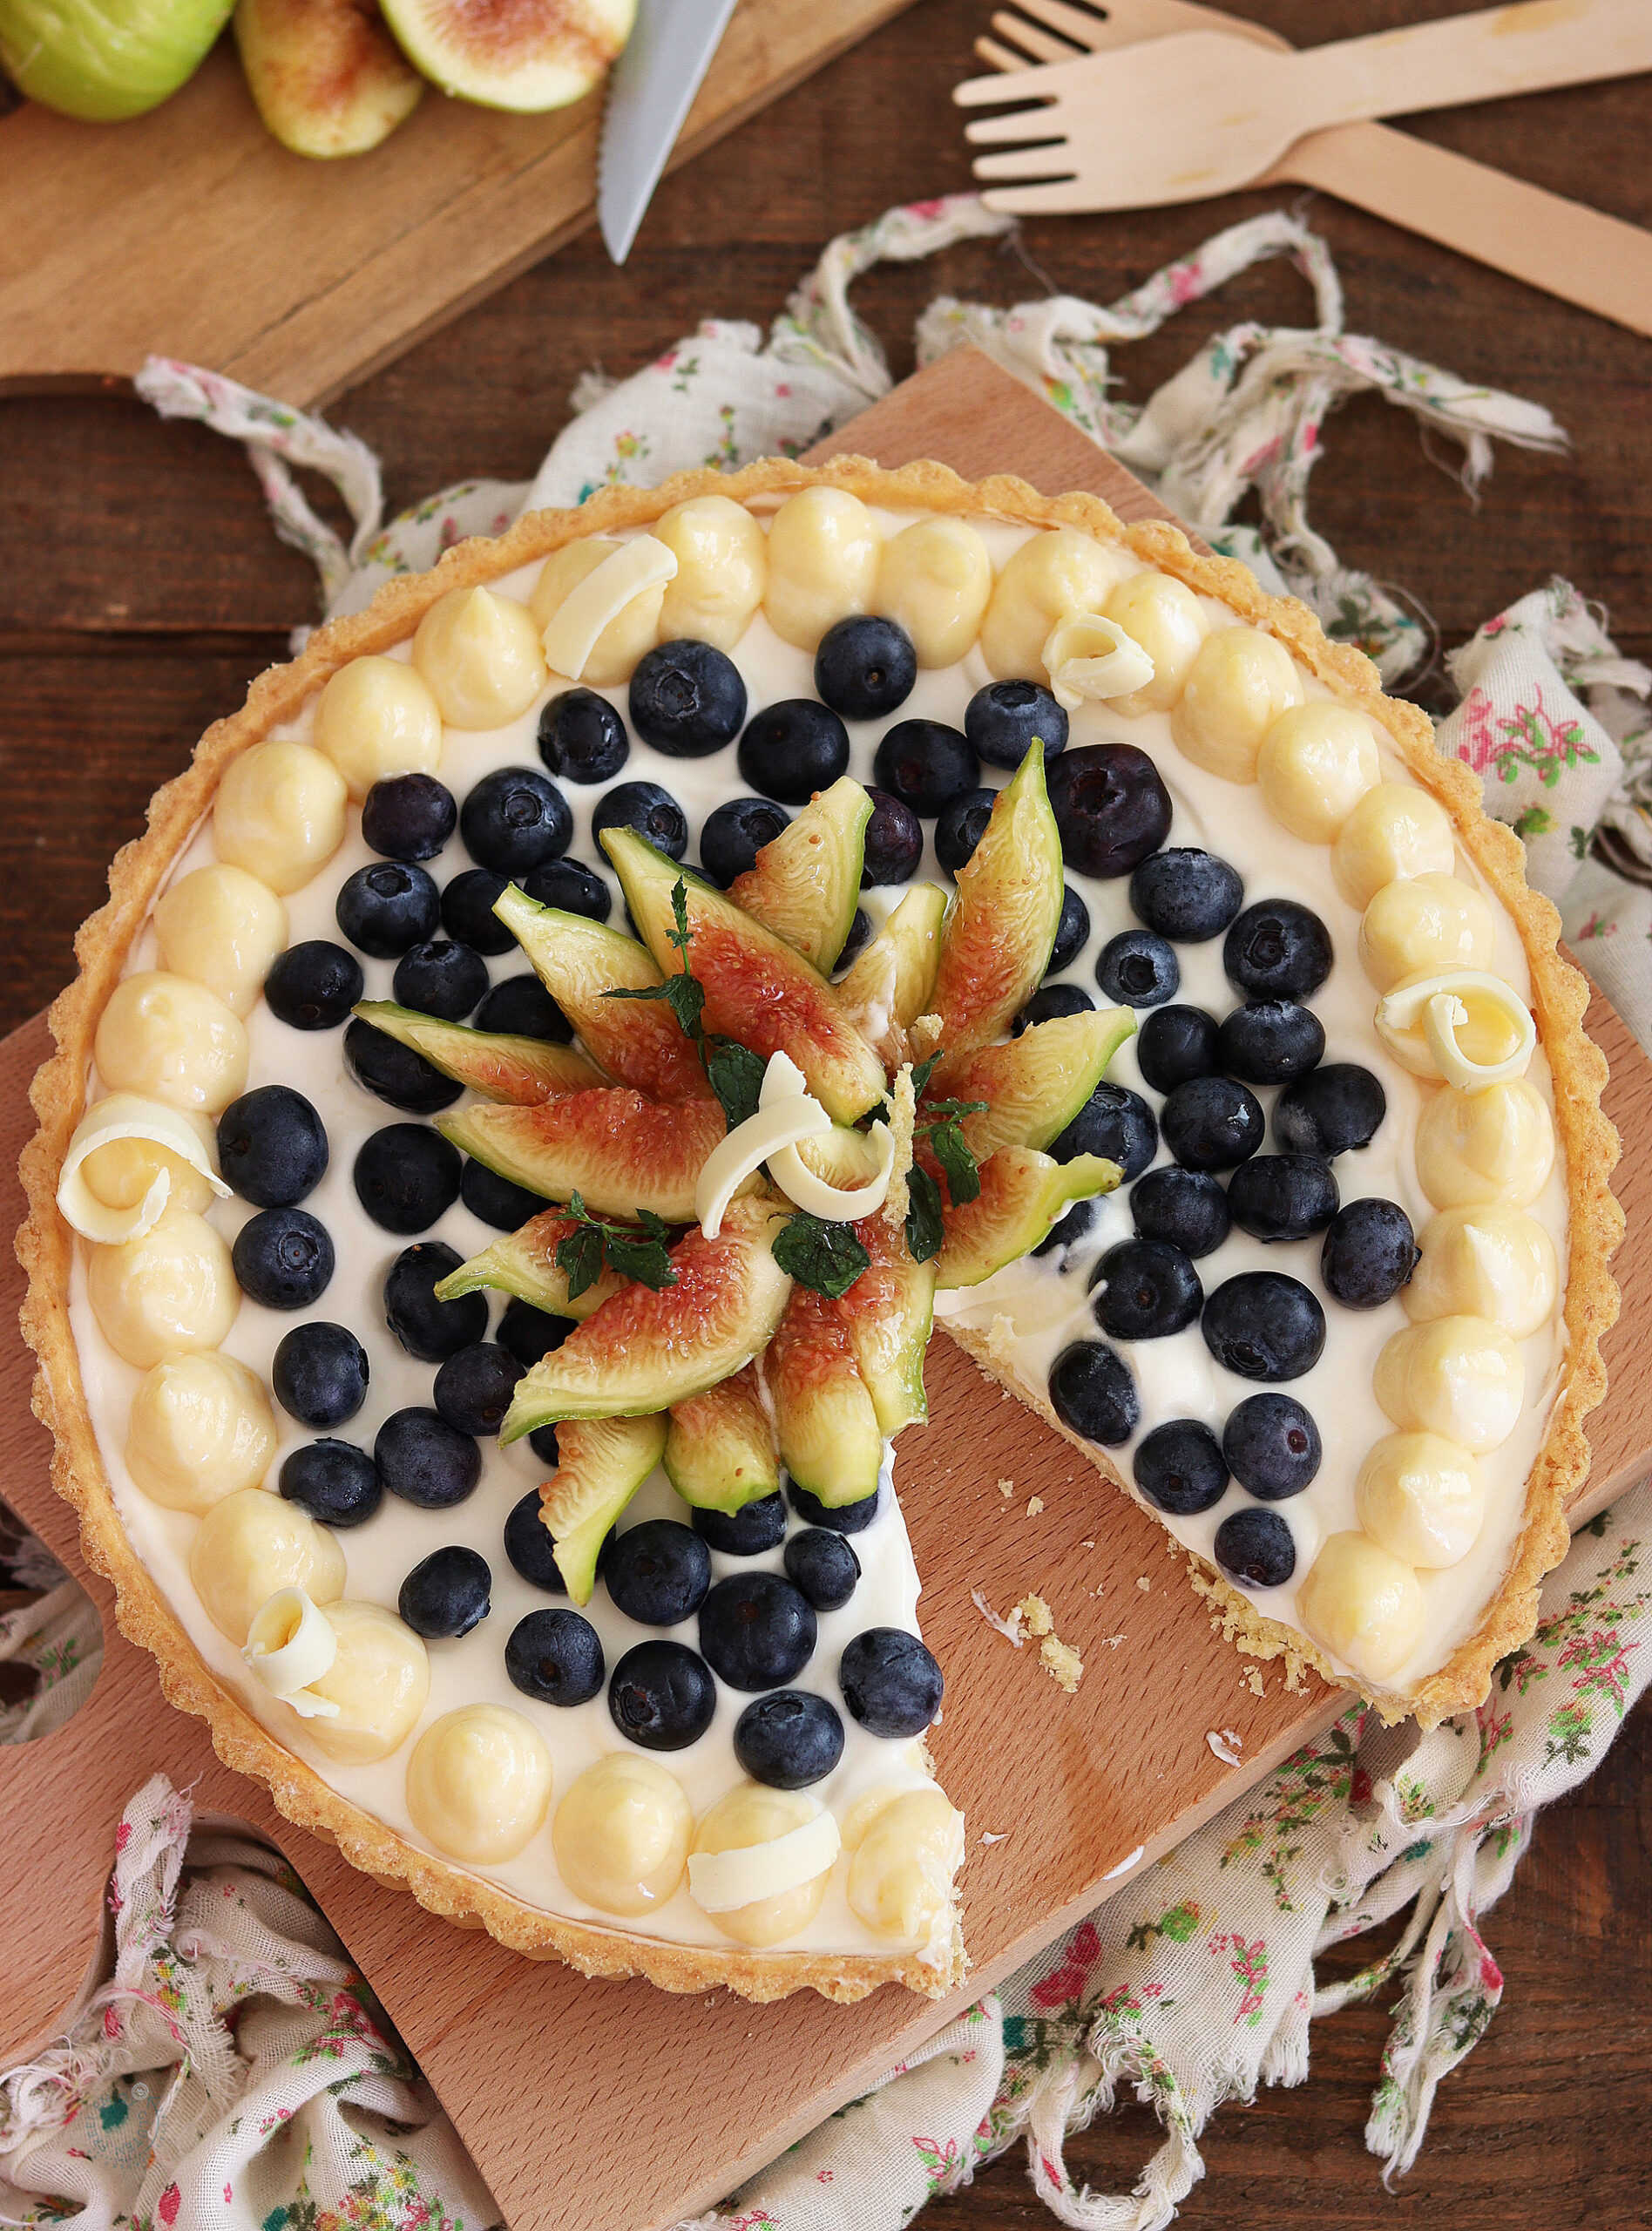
[[20, 458, 1618, 2002]]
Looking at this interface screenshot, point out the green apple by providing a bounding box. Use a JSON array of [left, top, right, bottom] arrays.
[[0, 0, 234, 119]]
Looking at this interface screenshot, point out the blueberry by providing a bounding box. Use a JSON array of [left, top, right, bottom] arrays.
[[735, 1691, 846, 1790], [1321, 1197, 1418, 1308], [1130, 1166, 1231, 1257], [375, 1407, 482, 1509], [399, 1545, 491, 1639], [344, 1016, 463, 1116], [497, 1299, 574, 1367], [1051, 1082, 1157, 1179], [265, 940, 363, 1031], [783, 1527, 861, 1611], [510, 1609, 606, 1706], [1136, 1005, 1220, 1094], [1014, 983, 1094, 1036], [440, 868, 516, 955], [1096, 929, 1179, 1008], [935, 786, 997, 876], [459, 768, 572, 878], [1134, 1419, 1229, 1515], [872, 719, 978, 817], [459, 1157, 551, 1231], [1222, 1393, 1322, 1499], [1223, 899, 1332, 1000], [272, 1321, 369, 1428], [353, 1123, 462, 1235], [738, 701, 851, 804], [521, 856, 613, 922], [860, 786, 924, 886], [433, 1341, 524, 1435], [700, 797, 790, 887], [504, 1489, 566, 1591], [787, 1480, 880, 1533], [217, 1087, 328, 1208], [699, 1573, 816, 1690], [592, 779, 688, 861], [1050, 885, 1090, 974], [1088, 1238, 1202, 1339], [815, 615, 917, 721], [528, 1423, 561, 1468], [1274, 1065, 1386, 1157], [1032, 1197, 1099, 1259], [392, 939, 489, 1021], [1129, 848, 1243, 941], [474, 975, 572, 1043], [1213, 1507, 1297, 1590], [1047, 744, 1172, 878], [693, 1494, 788, 1557], [1217, 1000, 1325, 1086], [1227, 1154, 1339, 1242], [383, 1242, 486, 1361], [606, 1520, 712, 1625], [839, 907, 873, 966], [1048, 1340, 1139, 1445], [965, 679, 1068, 770], [1202, 1273, 1326, 1381], [279, 1438, 382, 1527], [608, 1638, 717, 1748], [335, 860, 440, 960], [1161, 1075, 1264, 1172], [234, 1207, 334, 1310], [538, 687, 628, 783], [631, 641, 747, 757], [838, 1628, 943, 1737], [361, 773, 457, 862]]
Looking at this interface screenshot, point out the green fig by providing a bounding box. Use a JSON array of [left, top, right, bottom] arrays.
[[0, 0, 234, 119]]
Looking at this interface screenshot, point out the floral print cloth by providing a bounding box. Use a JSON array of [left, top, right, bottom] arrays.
[[3, 192, 1638, 2231]]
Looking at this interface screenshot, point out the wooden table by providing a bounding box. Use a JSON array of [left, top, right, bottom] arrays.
[[3, 2, 1649, 2222]]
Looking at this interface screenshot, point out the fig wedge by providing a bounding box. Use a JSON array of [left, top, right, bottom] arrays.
[[543, 1414, 668, 1604], [494, 885, 709, 1104], [764, 1285, 884, 1507], [438, 1088, 728, 1224], [664, 1365, 780, 1514], [833, 1211, 934, 1435], [353, 1001, 604, 1103], [727, 776, 872, 973], [379, 0, 633, 112], [434, 1210, 626, 1319], [837, 882, 948, 1067], [931, 1006, 1135, 1161], [603, 827, 888, 1123], [504, 1197, 791, 1432], [935, 1146, 1121, 1288], [930, 745, 1064, 1053], [234, 0, 422, 158]]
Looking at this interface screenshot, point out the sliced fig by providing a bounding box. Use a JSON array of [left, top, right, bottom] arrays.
[[791, 1122, 888, 1191], [664, 1364, 780, 1514], [434, 1210, 626, 1319], [930, 745, 1064, 1053], [837, 883, 949, 1066], [764, 1285, 884, 1507], [727, 776, 872, 972], [543, 1414, 668, 1604], [504, 1197, 791, 1432], [437, 1088, 727, 1223], [602, 827, 887, 1123], [931, 1006, 1135, 1160], [833, 1211, 933, 1435], [234, 0, 423, 159], [378, 0, 633, 113], [494, 885, 709, 1104], [935, 1146, 1121, 1289], [353, 1000, 604, 1103]]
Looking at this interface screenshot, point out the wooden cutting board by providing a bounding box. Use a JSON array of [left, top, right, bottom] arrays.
[[3, 350, 1649, 2231], [0, 0, 915, 407]]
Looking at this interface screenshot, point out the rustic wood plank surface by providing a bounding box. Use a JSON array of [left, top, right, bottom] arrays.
[[3, 0, 1650, 2222]]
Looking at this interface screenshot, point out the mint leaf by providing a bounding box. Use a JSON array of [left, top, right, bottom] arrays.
[[554, 1219, 607, 1302], [930, 1120, 981, 1207], [667, 877, 694, 963], [705, 1036, 766, 1130], [601, 879, 705, 1044], [904, 1164, 945, 1263], [555, 1191, 678, 1297], [774, 1212, 870, 1299], [910, 1050, 944, 1100]]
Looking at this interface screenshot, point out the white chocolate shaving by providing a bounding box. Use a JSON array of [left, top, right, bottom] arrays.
[[1374, 971, 1535, 1090], [695, 1061, 830, 1238], [540, 536, 677, 680], [243, 1588, 341, 1718], [759, 1049, 897, 1223], [1042, 613, 1155, 713], [58, 1092, 231, 1244], [687, 1807, 842, 1912]]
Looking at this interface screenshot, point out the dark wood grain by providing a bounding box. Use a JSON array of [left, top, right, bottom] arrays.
[[3, 1, 1649, 2221]]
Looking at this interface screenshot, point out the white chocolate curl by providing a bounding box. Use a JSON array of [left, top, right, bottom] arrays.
[[760, 1051, 896, 1224], [1040, 613, 1155, 713], [540, 535, 677, 681], [695, 1064, 831, 1239], [1374, 970, 1535, 1090], [687, 1806, 842, 1911], [243, 1588, 340, 1718], [58, 1092, 231, 1244]]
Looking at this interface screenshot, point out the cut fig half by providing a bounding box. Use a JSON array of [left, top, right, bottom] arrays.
[[438, 1088, 728, 1224], [935, 1147, 1121, 1288], [664, 1365, 780, 1514], [379, 0, 633, 112], [931, 1006, 1135, 1161], [764, 1285, 884, 1507], [930, 744, 1065, 1053], [234, 0, 423, 159], [434, 1209, 626, 1319], [543, 1414, 668, 1604], [353, 1001, 605, 1102], [727, 776, 872, 973]]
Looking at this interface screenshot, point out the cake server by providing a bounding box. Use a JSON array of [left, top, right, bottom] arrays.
[[599, 0, 741, 265]]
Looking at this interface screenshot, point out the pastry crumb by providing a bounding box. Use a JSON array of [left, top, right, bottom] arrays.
[[1026, 1495, 1045, 1516], [1246, 1669, 1266, 1697], [1080, 1539, 1095, 1549], [1040, 1634, 1084, 1693], [999, 1477, 1015, 1499], [881, 1065, 917, 1237], [1015, 1592, 1054, 1638], [910, 1011, 944, 1056], [1136, 1576, 1152, 1593]]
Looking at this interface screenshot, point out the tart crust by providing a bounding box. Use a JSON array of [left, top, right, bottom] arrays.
[[17, 460, 1620, 2004]]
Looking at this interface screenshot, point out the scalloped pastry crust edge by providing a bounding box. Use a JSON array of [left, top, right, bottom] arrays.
[[15, 458, 1620, 2011]]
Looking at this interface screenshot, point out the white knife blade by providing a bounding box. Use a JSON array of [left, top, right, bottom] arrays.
[[599, 0, 741, 266]]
